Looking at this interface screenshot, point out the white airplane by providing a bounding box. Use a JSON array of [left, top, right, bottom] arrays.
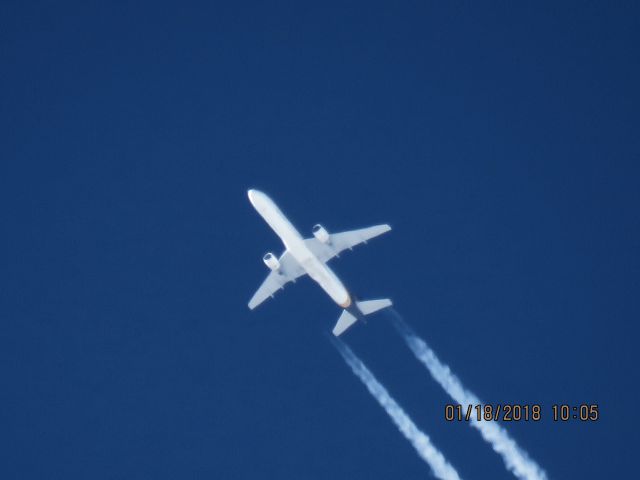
[[247, 189, 392, 336]]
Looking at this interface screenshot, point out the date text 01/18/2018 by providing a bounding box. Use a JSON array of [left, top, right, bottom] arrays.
[[444, 404, 599, 422]]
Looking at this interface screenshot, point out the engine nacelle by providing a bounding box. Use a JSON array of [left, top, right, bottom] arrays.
[[263, 252, 280, 271], [312, 224, 330, 244]]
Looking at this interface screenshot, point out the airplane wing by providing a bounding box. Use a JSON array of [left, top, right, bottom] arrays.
[[304, 224, 391, 263], [248, 250, 306, 309]]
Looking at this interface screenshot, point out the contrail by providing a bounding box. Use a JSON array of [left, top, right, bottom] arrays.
[[390, 311, 548, 480], [331, 337, 463, 480]]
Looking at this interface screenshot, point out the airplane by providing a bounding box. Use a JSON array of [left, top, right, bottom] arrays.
[[247, 188, 392, 336]]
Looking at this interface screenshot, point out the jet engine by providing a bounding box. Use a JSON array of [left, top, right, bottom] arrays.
[[263, 252, 280, 271], [312, 224, 330, 244]]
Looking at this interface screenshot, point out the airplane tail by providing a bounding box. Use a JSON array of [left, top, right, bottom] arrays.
[[357, 298, 392, 315], [332, 298, 392, 336]]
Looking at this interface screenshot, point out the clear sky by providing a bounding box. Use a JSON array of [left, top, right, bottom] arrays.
[[2, 1, 638, 478]]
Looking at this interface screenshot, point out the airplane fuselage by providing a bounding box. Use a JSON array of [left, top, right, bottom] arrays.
[[248, 189, 352, 308]]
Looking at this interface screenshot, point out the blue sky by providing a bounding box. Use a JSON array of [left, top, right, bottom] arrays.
[[2, 1, 638, 478]]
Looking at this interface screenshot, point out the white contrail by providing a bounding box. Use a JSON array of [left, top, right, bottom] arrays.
[[390, 312, 548, 480], [332, 338, 463, 480]]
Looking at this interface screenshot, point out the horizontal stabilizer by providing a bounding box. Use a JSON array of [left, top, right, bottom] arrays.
[[356, 298, 392, 315], [333, 310, 358, 336]]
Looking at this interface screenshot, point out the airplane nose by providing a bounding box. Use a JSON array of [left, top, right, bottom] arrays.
[[247, 189, 265, 206]]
